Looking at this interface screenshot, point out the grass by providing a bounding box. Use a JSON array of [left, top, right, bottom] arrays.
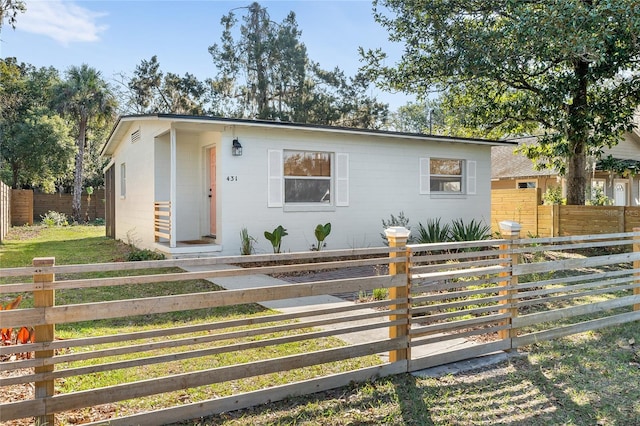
[[3, 225, 640, 425], [0, 224, 131, 268]]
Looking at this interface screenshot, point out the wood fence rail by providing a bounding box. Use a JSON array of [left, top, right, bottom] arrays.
[[2, 226, 640, 425]]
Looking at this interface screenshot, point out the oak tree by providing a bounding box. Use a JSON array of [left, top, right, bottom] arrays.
[[362, 0, 640, 204]]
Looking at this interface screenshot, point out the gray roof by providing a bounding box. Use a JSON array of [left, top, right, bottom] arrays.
[[491, 145, 558, 179]]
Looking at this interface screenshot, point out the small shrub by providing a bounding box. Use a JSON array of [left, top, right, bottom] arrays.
[[358, 288, 388, 302], [372, 288, 388, 300], [127, 248, 165, 261], [92, 218, 106, 226], [264, 225, 288, 253], [381, 211, 412, 245], [312, 222, 331, 251], [415, 218, 451, 244], [240, 227, 257, 255], [126, 229, 142, 247], [41, 210, 69, 227], [450, 218, 491, 249], [123, 229, 165, 260], [586, 186, 613, 206], [542, 186, 565, 205]]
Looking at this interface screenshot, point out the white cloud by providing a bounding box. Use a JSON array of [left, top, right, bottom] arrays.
[[18, 0, 108, 45]]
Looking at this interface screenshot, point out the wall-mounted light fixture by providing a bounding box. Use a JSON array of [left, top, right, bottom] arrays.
[[232, 138, 243, 156]]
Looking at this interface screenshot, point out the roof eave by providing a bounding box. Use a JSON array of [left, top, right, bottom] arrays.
[[100, 113, 516, 157]]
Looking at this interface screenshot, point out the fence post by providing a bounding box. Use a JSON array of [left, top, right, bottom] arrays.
[[552, 204, 560, 237], [634, 228, 640, 312], [33, 257, 55, 426], [498, 221, 520, 347], [385, 226, 411, 363]]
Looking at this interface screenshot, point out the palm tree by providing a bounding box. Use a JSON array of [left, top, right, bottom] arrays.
[[54, 64, 116, 222]]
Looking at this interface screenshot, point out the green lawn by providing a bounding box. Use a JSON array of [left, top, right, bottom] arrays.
[[0, 224, 128, 267]]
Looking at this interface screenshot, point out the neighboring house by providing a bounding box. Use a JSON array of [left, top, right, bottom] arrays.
[[492, 111, 640, 206], [101, 114, 513, 257]]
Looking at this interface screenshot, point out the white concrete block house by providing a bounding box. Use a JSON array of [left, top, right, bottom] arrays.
[[100, 114, 513, 257]]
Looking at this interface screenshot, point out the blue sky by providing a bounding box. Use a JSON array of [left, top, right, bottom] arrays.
[[1, 0, 414, 110]]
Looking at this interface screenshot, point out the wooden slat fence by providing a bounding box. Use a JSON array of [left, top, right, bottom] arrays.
[[2, 228, 640, 425], [491, 189, 640, 237], [407, 238, 514, 370], [491, 188, 541, 234], [11, 189, 33, 226], [154, 201, 171, 242], [406, 229, 640, 371], [34, 189, 106, 222], [0, 247, 406, 425]]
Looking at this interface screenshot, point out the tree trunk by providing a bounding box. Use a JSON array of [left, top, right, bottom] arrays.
[[565, 139, 587, 205], [72, 117, 87, 222], [565, 60, 590, 205], [11, 160, 20, 189]]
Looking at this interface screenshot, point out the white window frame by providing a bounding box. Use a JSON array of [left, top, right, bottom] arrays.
[[268, 149, 349, 210], [517, 180, 537, 189], [420, 157, 476, 195], [590, 178, 606, 192], [283, 150, 332, 205]]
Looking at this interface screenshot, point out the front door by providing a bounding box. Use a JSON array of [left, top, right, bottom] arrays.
[[614, 179, 627, 206], [209, 148, 217, 237]]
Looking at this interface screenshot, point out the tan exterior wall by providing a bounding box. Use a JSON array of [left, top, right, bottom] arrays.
[[491, 176, 561, 194]]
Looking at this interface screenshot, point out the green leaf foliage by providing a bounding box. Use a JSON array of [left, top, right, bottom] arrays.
[[415, 218, 451, 244], [450, 218, 492, 243], [381, 211, 412, 245], [0, 58, 75, 191], [125, 55, 209, 115], [0, 0, 26, 30], [313, 223, 331, 251], [264, 225, 288, 253]]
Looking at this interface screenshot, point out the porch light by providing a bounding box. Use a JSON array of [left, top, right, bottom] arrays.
[[232, 139, 243, 156]]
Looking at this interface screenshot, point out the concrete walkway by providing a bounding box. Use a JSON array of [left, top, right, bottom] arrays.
[[183, 264, 500, 373]]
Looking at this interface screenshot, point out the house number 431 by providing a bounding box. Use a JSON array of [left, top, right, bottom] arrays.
[[226, 176, 238, 182]]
